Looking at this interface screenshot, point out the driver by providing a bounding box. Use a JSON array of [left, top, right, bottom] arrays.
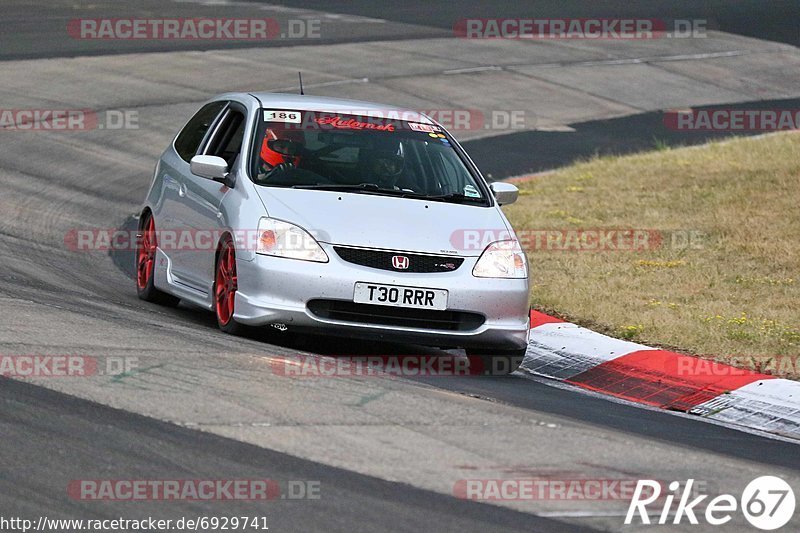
[[257, 127, 304, 180], [361, 142, 406, 189]]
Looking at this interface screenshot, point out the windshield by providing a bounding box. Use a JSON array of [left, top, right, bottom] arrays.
[[251, 110, 490, 205]]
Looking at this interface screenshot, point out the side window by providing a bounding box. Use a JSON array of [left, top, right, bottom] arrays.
[[204, 109, 246, 168], [174, 101, 227, 162]]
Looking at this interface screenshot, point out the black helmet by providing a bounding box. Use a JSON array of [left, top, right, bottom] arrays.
[[363, 142, 404, 186]]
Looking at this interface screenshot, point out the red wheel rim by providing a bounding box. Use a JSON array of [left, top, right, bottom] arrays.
[[136, 216, 156, 290], [215, 242, 237, 325]]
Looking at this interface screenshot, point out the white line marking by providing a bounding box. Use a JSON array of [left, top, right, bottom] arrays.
[[444, 66, 504, 75], [537, 511, 630, 518], [272, 77, 370, 92]]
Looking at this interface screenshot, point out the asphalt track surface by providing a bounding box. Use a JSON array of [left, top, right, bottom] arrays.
[[1, 2, 800, 532], [2, 0, 797, 60], [0, 378, 571, 532], [262, 0, 800, 47]]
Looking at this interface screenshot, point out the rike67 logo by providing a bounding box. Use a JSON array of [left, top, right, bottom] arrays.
[[626, 477, 795, 530]]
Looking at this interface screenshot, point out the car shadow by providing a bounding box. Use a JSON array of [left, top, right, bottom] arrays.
[[109, 213, 139, 280], [465, 97, 800, 179]]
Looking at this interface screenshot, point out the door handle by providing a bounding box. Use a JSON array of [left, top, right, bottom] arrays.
[[178, 183, 187, 197]]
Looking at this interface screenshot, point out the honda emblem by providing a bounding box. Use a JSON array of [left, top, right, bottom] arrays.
[[392, 255, 410, 270]]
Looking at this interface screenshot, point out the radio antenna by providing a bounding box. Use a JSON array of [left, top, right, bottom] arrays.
[[298, 72, 304, 95]]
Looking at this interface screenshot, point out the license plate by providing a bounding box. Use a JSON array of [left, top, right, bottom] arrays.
[[353, 282, 448, 310]]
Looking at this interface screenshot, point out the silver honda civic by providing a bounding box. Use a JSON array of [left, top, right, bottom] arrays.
[[136, 92, 530, 373]]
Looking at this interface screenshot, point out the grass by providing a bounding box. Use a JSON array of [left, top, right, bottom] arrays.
[[503, 132, 800, 377]]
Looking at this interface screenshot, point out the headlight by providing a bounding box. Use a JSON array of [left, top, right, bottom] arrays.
[[256, 218, 328, 263], [472, 240, 527, 278]]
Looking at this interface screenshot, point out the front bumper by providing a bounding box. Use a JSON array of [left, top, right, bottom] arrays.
[[233, 244, 530, 350]]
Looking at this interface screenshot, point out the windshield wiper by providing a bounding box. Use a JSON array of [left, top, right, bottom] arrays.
[[411, 192, 485, 204], [291, 183, 408, 196]]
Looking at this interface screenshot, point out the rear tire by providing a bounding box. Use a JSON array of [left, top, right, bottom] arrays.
[[214, 236, 246, 335], [135, 212, 180, 307], [466, 347, 527, 376]]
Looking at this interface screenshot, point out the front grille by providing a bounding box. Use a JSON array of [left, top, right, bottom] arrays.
[[334, 247, 464, 273], [307, 299, 485, 331]]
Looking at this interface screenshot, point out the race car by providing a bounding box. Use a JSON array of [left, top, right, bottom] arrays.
[[136, 92, 530, 374]]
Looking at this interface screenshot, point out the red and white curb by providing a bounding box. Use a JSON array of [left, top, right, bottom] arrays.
[[522, 310, 800, 439]]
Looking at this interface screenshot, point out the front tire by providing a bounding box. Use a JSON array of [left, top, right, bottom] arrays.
[[466, 347, 527, 376], [135, 212, 180, 307], [214, 237, 245, 335]]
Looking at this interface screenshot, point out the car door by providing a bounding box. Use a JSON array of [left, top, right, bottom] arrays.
[[176, 104, 247, 292], [160, 101, 227, 283]]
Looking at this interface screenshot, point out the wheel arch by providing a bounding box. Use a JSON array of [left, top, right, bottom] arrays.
[[138, 206, 154, 231], [214, 230, 236, 269]]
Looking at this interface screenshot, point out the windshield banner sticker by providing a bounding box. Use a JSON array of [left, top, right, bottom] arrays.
[[312, 116, 395, 132], [408, 122, 440, 133]]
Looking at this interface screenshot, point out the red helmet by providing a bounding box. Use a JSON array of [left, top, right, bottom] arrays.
[[260, 127, 303, 167]]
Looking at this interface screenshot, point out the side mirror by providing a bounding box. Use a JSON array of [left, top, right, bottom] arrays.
[[490, 181, 519, 206], [190, 155, 229, 181]]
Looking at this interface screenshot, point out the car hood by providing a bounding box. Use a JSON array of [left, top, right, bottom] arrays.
[[254, 187, 511, 256]]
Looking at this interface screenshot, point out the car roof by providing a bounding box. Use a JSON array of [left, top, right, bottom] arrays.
[[247, 92, 434, 125]]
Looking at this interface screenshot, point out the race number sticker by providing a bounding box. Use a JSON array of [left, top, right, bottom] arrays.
[[264, 110, 301, 123]]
